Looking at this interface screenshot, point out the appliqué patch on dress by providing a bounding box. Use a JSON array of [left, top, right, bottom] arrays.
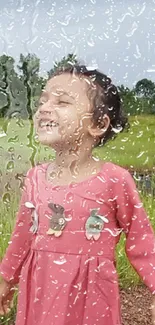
[[85, 208, 109, 241], [25, 202, 39, 234], [46, 203, 67, 237]]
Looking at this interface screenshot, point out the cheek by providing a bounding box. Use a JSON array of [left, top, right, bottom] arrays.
[[59, 108, 79, 128]]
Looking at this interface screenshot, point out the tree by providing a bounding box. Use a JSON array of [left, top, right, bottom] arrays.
[[135, 78, 155, 98], [18, 53, 40, 79], [0, 55, 18, 118], [17, 53, 41, 119], [48, 53, 78, 78], [118, 85, 130, 97]]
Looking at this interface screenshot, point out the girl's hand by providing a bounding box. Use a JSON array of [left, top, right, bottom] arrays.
[[151, 295, 155, 324], [0, 277, 15, 315]]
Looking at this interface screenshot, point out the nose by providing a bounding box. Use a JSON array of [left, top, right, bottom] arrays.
[[38, 101, 53, 115]]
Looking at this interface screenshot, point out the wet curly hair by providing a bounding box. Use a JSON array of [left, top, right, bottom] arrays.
[[50, 64, 129, 146]]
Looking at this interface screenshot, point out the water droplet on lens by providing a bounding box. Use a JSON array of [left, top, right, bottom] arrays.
[[6, 161, 14, 172], [5, 182, 11, 191], [49, 171, 57, 179], [8, 147, 14, 153], [8, 135, 19, 143], [2, 192, 11, 205]]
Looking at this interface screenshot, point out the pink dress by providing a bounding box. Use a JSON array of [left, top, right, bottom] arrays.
[[0, 162, 155, 325]]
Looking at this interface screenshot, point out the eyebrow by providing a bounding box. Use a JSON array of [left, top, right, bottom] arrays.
[[41, 90, 74, 100], [56, 90, 74, 100]]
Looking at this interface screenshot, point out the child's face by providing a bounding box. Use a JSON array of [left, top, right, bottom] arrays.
[[34, 73, 95, 149]]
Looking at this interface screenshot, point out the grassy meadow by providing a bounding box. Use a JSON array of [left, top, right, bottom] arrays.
[[0, 115, 155, 175], [0, 115, 155, 324]]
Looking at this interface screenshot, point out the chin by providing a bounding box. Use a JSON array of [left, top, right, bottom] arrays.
[[38, 134, 64, 149]]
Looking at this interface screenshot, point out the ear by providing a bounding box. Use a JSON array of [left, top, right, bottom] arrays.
[[88, 114, 110, 138]]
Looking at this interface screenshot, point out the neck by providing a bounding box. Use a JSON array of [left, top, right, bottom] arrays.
[[54, 142, 94, 172]]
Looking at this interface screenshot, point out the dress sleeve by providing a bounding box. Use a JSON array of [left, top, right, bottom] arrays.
[[115, 169, 155, 294], [0, 168, 34, 284]]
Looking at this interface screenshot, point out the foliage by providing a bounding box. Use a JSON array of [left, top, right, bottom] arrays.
[[135, 78, 155, 98], [47, 53, 78, 78]]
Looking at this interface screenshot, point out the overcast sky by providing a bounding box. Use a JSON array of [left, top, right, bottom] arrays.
[[0, 0, 155, 87]]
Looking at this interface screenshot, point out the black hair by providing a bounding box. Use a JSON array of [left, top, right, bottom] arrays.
[[50, 64, 129, 146]]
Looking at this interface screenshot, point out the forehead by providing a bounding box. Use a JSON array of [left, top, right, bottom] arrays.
[[45, 73, 90, 97]]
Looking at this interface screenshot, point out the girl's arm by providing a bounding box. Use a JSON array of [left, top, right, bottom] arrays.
[[115, 169, 155, 294], [0, 168, 34, 285]]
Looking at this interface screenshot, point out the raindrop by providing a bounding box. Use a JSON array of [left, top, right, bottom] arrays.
[[121, 137, 129, 142], [0, 131, 6, 138], [88, 10, 95, 17], [2, 192, 11, 205], [5, 182, 11, 191], [137, 151, 145, 159], [25, 202, 35, 209], [65, 213, 72, 222], [57, 16, 71, 26], [143, 157, 149, 165], [137, 131, 143, 138], [126, 22, 138, 37], [118, 12, 134, 23], [98, 35, 103, 40], [134, 45, 141, 59], [127, 245, 136, 252], [108, 106, 114, 111], [97, 251, 104, 256], [104, 228, 123, 237], [53, 257, 67, 265], [103, 33, 109, 39], [137, 3, 146, 16], [7, 22, 14, 31], [49, 40, 61, 48], [134, 203, 143, 209], [47, 8, 55, 17], [111, 126, 123, 134], [8, 147, 14, 153], [49, 171, 57, 180], [16, 119, 24, 128], [87, 38, 95, 47], [8, 135, 19, 143], [6, 161, 14, 172], [87, 24, 94, 31], [69, 161, 78, 177], [65, 192, 74, 204], [110, 177, 119, 183], [17, 6, 24, 12], [97, 175, 106, 183]]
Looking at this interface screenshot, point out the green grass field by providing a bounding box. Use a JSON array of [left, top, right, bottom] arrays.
[[95, 115, 155, 170], [0, 115, 155, 174]]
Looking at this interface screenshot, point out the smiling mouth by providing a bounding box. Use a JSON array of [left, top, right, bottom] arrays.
[[39, 120, 59, 129]]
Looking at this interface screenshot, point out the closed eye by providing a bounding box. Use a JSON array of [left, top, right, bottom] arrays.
[[59, 101, 70, 104]]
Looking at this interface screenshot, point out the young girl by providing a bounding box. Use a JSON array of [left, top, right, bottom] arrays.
[[0, 64, 155, 325]]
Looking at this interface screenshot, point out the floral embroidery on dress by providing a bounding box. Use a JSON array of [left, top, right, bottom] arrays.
[[85, 208, 109, 241], [46, 203, 67, 237], [25, 202, 39, 234]]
